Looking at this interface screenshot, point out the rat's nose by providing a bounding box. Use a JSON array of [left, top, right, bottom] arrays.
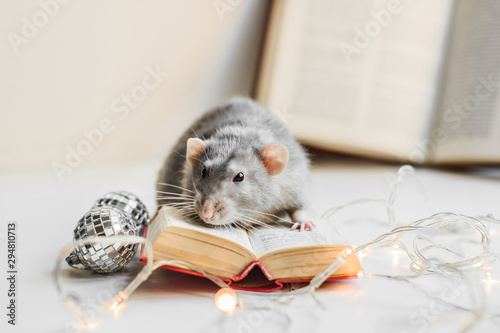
[[201, 206, 215, 222]]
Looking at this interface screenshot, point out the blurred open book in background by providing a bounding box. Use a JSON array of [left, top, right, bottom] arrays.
[[255, 0, 500, 164]]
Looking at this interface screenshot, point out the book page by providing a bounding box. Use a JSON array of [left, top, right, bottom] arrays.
[[247, 224, 346, 257], [257, 0, 454, 162], [430, 0, 500, 163], [151, 207, 255, 253]]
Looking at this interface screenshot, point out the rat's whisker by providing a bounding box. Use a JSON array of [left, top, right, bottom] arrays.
[[166, 206, 194, 210], [234, 221, 252, 231], [156, 196, 194, 201], [243, 211, 293, 225], [179, 210, 197, 219], [157, 199, 194, 205], [160, 202, 195, 209], [179, 208, 196, 214], [172, 149, 186, 159], [234, 222, 248, 231], [155, 190, 195, 198], [234, 213, 263, 223], [156, 199, 193, 203], [240, 208, 292, 224], [235, 212, 272, 224], [163, 203, 195, 208], [189, 174, 202, 197], [234, 214, 278, 230], [224, 223, 236, 232], [240, 221, 258, 231], [156, 182, 196, 194], [172, 206, 195, 213], [189, 127, 200, 139], [163, 206, 197, 218], [158, 202, 192, 207], [232, 220, 246, 229], [239, 219, 269, 231], [242, 220, 277, 230]]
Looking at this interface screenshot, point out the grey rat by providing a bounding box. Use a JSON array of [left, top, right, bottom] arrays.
[[156, 97, 314, 231]]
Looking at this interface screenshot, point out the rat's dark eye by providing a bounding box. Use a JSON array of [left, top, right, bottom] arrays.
[[233, 172, 244, 182], [201, 167, 208, 177]]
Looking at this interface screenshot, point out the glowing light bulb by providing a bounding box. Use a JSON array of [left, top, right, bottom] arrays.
[[392, 249, 401, 272], [356, 246, 372, 260], [109, 294, 126, 318], [215, 288, 237, 312], [69, 319, 101, 332], [110, 301, 119, 311], [411, 260, 424, 270], [109, 295, 124, 311], [482, 274, 498, 289], [357, 270, 372, 279]]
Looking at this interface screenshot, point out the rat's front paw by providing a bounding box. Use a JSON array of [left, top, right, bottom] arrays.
[[290, 210, 315, 231], [291, 221, 315, 231]]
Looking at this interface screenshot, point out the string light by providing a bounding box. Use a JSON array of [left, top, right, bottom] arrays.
[[356, 270, 372, 279], [309, 247, 354, 292], [215, 288, 238, 312], [54, 165, 500, 331]]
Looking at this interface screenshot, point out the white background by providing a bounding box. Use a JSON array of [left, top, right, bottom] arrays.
[[0, 0, 269, 173]]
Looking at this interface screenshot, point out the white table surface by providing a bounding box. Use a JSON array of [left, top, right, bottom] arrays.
[[2, 156, 500, 333]]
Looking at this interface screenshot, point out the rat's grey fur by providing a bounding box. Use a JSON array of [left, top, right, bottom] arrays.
[[156, 97, 310, 226]]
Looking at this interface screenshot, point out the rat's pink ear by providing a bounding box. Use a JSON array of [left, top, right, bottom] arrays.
[[186, 138, 207, 166], [260, 144, 289, 176]]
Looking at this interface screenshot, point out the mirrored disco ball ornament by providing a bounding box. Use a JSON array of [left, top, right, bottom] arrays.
[[93, 190, 150, 235], [66, 207, 139, 274]]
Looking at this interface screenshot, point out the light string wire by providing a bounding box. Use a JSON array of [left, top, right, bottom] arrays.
[[54, 233, 353, 330], [54, 165, 500, 331], [322, 165, 500, 330], [55, 235, 233, 331]]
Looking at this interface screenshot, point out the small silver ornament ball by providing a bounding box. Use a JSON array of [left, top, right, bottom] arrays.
[[67, 206, 139, 273], [93, 190, 150, 234]]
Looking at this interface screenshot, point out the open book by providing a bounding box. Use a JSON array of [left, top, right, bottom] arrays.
[[141, 207, 361, 291], [256, 0, 500, 164]]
